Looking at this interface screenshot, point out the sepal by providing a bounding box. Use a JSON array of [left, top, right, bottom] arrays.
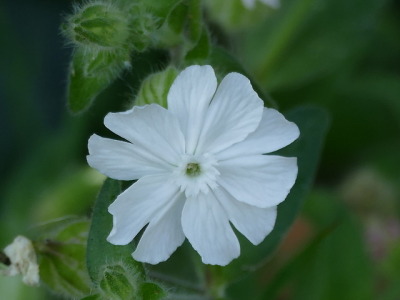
[[134, 67, 178, 108]]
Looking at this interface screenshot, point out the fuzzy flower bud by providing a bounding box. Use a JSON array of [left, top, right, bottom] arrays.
[[99, 264, 137, 299], [63, 1, 131, 51], [134, 67, 178, 108]]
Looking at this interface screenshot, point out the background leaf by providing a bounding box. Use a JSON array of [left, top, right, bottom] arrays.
[[240, 0, 387, 90], [86, 179, 144, 284], [36, 217, 91, 298], [222, 106, 330, 280], [259, 190, 374, 300]]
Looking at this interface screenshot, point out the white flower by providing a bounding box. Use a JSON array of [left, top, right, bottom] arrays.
[[242, 0, 280, 9], [1, 236, 40, 286], [87, 65, 299, 266]]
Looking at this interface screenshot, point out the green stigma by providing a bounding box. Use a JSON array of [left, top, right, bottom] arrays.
[[186, 163, 201, 177]]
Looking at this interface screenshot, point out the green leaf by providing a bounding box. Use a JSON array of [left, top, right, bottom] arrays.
[[86, 180, 167, 299], [242, 0, 386, 90], [185, 28, 211, 63], [186, 0, 202, 44], [86, 179, 144, 285], [222, 106, 330, 280], [139, 0, 183, 21], [140, 282, 167, 300], [36, 217, 92, 298], [145, 241, 203, 293], [166, 1, 187, 34], [80, 295, 101, 300], [154, 0, 203, 53], [259, 191, 373, 300], [67, 48, 130, 114]]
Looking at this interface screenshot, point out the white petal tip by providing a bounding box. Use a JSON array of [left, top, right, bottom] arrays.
[[292, 124, 301, 140], [132, 253, 166, 265], [106, 235, 128, 246], [106, 228, 130, 246], [201, 256, 237, 266]]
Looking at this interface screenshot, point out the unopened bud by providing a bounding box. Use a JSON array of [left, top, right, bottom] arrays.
[[127, 5, 161, 52], [134, 67, 178, 108], [63, 1, 131, 51], [99, 264, 136, 299]]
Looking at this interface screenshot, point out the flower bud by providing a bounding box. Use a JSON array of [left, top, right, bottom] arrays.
[[63, 1, 131, 51], [99, 264, 137, 299], [127, 5, 161, 52], [134, 67, 178, 108], [96, 262, 166, 300]]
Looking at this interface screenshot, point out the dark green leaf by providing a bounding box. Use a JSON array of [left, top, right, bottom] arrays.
[[80, 295, 101, 300], [67, 48, 130, 114], [140, 282, 167, 300], [186, 0, 202, 44], [36, 217, 91, 298], [185, 28, 211, 63], [86, 179, 144, 285], [139, 0, 183, 21], [259, 191, 373, 300], [223, 106, 330, 280], [167, 1, 187, 34], [146, 241, 203, 294], [208, 46, 277, 108], [242, 0, 386, 90]]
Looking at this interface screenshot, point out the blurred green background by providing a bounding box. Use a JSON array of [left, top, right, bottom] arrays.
[[1, 0, 399, 299]]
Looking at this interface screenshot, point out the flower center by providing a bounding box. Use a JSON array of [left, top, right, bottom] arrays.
[[186, 163, 201, 177], [173, 153, 219, 197]]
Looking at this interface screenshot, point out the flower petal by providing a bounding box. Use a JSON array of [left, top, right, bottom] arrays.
[[104, 104, 185, 166], [217, 155, 297, 208], [181, 192, 240, 266], [87, 134, 170, 180], [132, 193, 186, 264], [196, 72, 263, 155], [217, 108, 300, 160], [107, 174, 180, 245], [167, 65, 217, 154], [215, 188, 277, 245]]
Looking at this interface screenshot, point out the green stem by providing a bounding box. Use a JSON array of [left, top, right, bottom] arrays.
[[205, 265, 228, 300]]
